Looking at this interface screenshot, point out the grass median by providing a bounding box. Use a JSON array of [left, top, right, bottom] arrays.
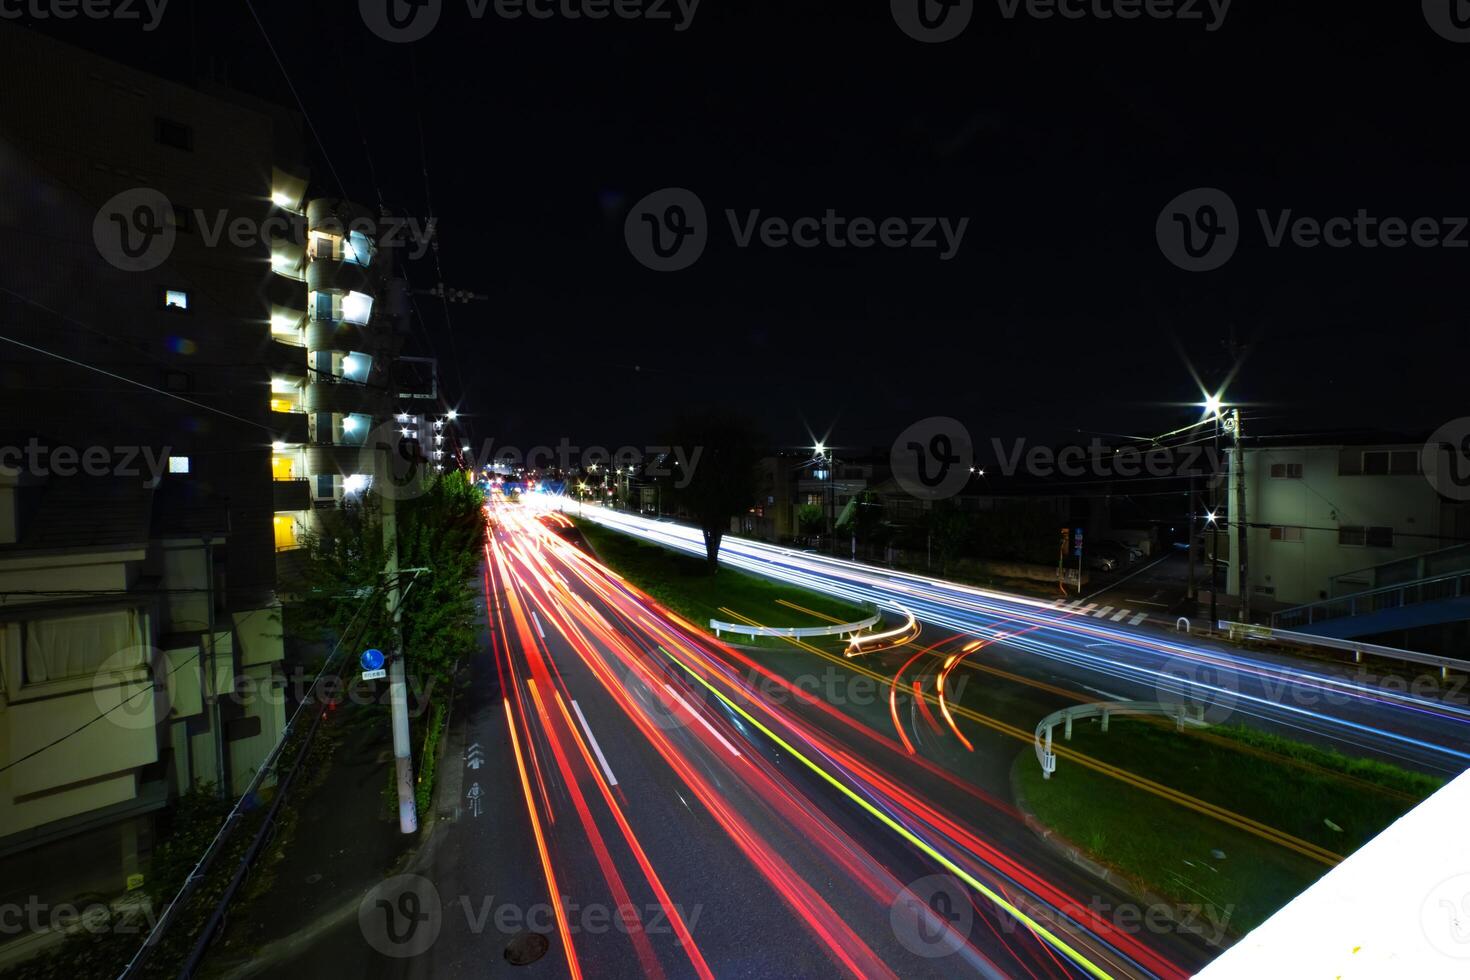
[[1014, 716, 1443, 936], [569, 518, 871, 653]]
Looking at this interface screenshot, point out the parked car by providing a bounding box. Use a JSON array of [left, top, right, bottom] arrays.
[[1085, 552, 1118, 572], [1089, 541, 1133, 565], [1103, 540, 1144, 562]]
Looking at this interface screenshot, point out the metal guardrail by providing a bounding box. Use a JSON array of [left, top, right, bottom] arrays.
[[1034, 701, 1206, 779], [1219, 620, 1470, 677], [1273, 570, 1470, 630], [709, 611, 881, 639]]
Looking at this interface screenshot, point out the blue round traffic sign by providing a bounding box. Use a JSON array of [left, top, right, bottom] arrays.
[[360, 648, 385, 671]]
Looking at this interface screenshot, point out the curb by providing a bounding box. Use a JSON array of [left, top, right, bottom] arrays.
[[1008, 754, 1240, 949]]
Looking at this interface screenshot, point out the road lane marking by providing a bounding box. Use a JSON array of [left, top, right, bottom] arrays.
[[1093, 605, 1114, 618], [1110, 609, 1131, 622], [1129, 613, 1148, 625], [661, 684, 742, 758], [1078, 603, 1098, 615], [531, 609, 546, 639], [571, 699, 618, 786]]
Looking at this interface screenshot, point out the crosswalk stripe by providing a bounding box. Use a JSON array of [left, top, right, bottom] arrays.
[[1110, 609, 1130, 622], [1079, 603, 1097, 614], [1129, 613, 1147, 626], [1093, 605, 1114, 618]]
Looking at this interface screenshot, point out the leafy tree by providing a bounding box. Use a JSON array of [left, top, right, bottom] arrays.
[[797, 503, 825, 537], [666, 414, 763, 573], [292, 473, 485, 697]]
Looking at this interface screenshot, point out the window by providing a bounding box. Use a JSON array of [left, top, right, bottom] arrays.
[[1269, 526, 1303, 542], [21, 612, 138, 684], [163, 288, 189, 311], [341, 291, 373, 325], [1361, 450, 1420, 476], [154, 117, 194, 151], [1269, 462, 1303, 479], [168, 455, 190, 474], [1340, 526, 1394, 547], [273, 514, 298, 550]]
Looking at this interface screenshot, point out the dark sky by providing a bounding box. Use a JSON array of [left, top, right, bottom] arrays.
[[24, 0, 1466, 454]]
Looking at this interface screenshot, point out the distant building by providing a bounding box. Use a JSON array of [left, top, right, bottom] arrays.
[[1226, 435, 1470, 612]]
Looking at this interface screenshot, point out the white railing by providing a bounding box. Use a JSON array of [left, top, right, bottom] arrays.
[[1217, 620, 1470, 678], [1034, 701, 1206, 779], [709, 611, 881, 639]]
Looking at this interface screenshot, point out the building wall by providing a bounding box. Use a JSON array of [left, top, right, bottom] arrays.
[[1229, 444, 1454, 608]]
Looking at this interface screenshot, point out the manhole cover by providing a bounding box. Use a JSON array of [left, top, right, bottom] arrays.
[[504, 931, 550, 965], [304, 873, 323, 885]]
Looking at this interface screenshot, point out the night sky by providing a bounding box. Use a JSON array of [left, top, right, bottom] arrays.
[[23, 1, 1465, 454]]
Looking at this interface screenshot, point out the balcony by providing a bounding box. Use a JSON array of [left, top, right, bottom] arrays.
[[305, 318, 364, 353], [265, 338, 307, 379], [305, 444, 366, 476], [306, 255, 373, 297], [268, 411, 308, 444], [272, 479, 311, 512], [302, 376, 378, 415]]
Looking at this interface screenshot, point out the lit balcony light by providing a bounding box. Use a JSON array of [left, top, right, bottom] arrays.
[[271, 190, 297, 209], [447, 410, 458, 421], [398, 413, 410, 423], [270, 312, 300, 334], [342, 416, 359, 433], [270, 251, 297, 275], [343, 474, 370, 494], [341, 291, 373, 324], [272, 441, 287, 452], [400, 428, 411, 438]]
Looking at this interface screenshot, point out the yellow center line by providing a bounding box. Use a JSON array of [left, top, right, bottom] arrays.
[[724, 610, 1342, 867]]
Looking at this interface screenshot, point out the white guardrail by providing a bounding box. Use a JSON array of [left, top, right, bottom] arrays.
[[1217, 620, 1470, 678], [709, 611, 881, 639], [1034, 701, 1207, 779]]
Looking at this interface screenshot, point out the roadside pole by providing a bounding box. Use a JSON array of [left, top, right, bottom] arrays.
[[380, 456, 419, 835], [1233, 409, 1250, 622]]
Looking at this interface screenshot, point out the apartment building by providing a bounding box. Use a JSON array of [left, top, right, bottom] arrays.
[[0, 23, 402, 927], [1227, 435, 1470, 610]]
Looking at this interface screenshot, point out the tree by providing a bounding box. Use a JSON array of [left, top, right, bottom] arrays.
[[797, 503, 825, 538], [666, 413, 763, 573], [292, 473, 485, 698]]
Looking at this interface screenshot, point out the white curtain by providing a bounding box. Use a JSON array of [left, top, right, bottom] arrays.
[[23, 610, 136, 684]]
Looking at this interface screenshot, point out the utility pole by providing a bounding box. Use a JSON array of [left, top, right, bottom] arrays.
[[1232, 408, 1250, 622], [1186, 480, 1197, 602], [1210, 414, 1221, 627], [380, 459, 418, 835]]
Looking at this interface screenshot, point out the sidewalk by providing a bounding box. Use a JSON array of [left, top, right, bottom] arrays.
[[197, 703, 416, 979]]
